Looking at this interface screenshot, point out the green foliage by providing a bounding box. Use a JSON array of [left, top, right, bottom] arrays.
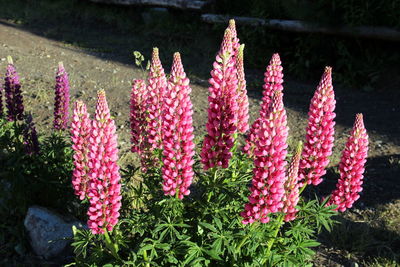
[[71, 150, 337, 266], [0, 119, 81, 264]]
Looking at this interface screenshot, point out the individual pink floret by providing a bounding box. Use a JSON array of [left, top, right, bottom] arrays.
[[87, 90, 122, 234], [299, 67, 336, 186], [328, 114, 368, 212], [71, 100, 91, 201], [201, 28, 239, 170], [162, 52, 195, 199], [241, 91, 289, 224]]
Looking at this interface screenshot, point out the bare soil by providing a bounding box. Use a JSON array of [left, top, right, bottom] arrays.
[[0, 19, 399, 266]]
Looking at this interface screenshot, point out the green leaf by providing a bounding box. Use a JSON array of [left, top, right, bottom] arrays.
[[198, 221, 218, 233], [202, 248, 222, 261]]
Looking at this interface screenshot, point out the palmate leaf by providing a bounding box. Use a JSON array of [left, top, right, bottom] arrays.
[[71, 226, 95, 259]]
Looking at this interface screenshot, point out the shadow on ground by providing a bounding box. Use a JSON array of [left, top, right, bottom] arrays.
[[316, 215, 400, 266], [300, 154, 400, 208]]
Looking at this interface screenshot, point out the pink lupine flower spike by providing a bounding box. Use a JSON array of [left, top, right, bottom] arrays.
[[87, 90, 122, 234], [244, 53, 284, 156], [282, 142, 303, 222], [299, 67, 336, 186], [201, 28, 239, 170], [241, 91, 289, 224], [236, 44, 250, 133], [130, 79, 147, 154], [54, 62, 70, 130], [328, 114, 368, 212], [146, 47, 167, 151], [71, 100, 91, 201], [162, 52, 195, 199]]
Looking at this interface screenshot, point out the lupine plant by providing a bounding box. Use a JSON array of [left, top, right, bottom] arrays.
[[68, 20, 368, 266], [0, 19, 369, 266]]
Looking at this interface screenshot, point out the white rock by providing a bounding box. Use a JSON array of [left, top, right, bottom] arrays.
[[24, 206, 86, 259]]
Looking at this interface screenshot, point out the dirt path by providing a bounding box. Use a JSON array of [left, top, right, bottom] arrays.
[[1, 21, 399, 266]]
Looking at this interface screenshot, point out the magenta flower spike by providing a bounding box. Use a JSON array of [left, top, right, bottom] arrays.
[[71, 100, 91, 201], [146, 47, 167, 151], [236, 44, 249, 133], [4, 56, 24, 121], [260, 53, 284, 117], [87, 90, 122, 234], [299, 67, 336, 186], [241, 91, 289, 224], [23, 114, 40, 155], [130, 79, 147, 153], [162, 53, 195, 199], [0, 78, 3, 118], [201, 28, 239, 170], [131, 79, 154, 171], [328, 114, 368, 212], [282, 142, 302, 222], [54, 62, 70, 130], [228, 19, 240, 58], [244, 53, 283, 156]]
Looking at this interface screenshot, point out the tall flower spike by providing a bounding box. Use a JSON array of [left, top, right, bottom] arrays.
[[228, 19, 240, 58], [23, 114, 40, 155], [282, 142, 302, 222], [146, 47, 167, 151], [162, 52, 195, 199], [54, 62, 70, 130], [241, 91, 289, 224], [130, 79, 147, 153], [328, 114, 368, 212], [201, 29, 239, 170], [87, 90, 122, 234], [71, 100, 91, 201], [236, 44, 249, 133], [130, 79, 153, 171], [299, 67, 336, 186], [4, 56, 24, 121], [0, 77, 3, 118], [244, 53, 284, 156]]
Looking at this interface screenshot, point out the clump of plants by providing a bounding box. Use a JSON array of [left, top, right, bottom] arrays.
[[0, 19, 369, 266]]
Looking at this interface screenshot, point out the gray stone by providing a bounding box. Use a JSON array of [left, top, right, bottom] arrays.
[[24, 206, 86, 259]]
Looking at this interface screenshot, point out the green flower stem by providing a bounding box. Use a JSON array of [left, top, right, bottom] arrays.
[[231, 132, 239, 180], [103, 230, 120, 260], [299, 182, 308, 195], [143, 249, 150, 267], [235, 222, 258, 253], [235, 235, 250, 254], [265, 214, 285, 259], [207, 167, 219, 202]]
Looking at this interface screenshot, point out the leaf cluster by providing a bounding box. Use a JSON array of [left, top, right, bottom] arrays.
[[71, 150, 338, 266]]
